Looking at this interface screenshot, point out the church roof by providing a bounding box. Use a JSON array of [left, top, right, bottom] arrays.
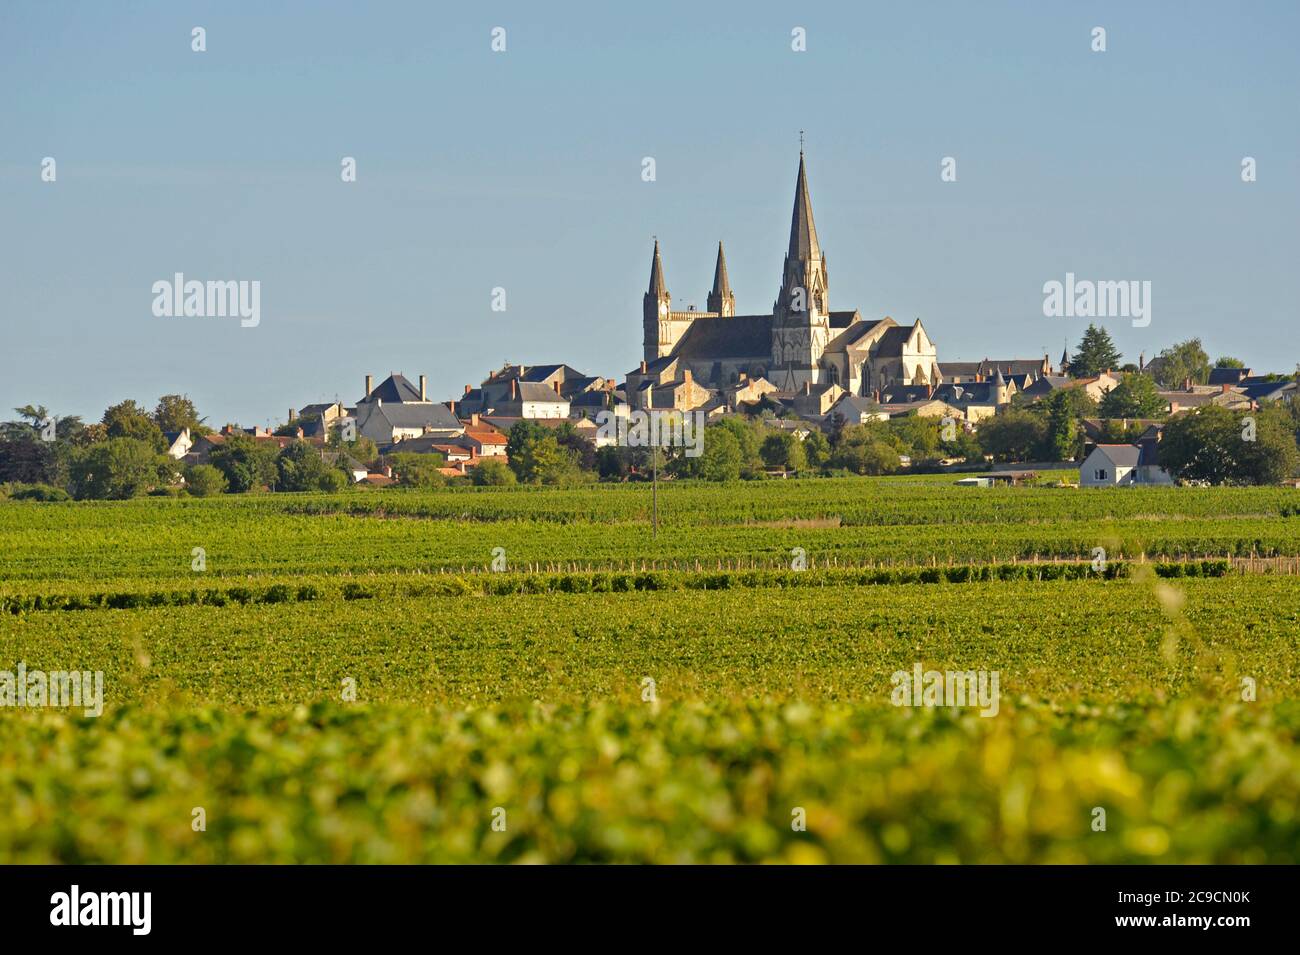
[[788, 152, 821, 261], [824, 318, 888, 353], [671, 314, 773, 360], [874, 325, 916, 357]]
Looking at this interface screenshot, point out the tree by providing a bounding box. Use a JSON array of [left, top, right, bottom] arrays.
[[941, 425, 983, 464], [596, 445, 630, 481], [153, 394, 206, 434], [552, 423, 598, 472], [1153, 339, 1211, 389], [1069, 325, 1122, 378], [802, 429, 830, 469], [387, 452, 447, 488], [276, 441, 348, 492], [208, 433, 279, 492], [103, 400, 165, 450], [184, 464, 228, 496], [827, 425, 900, 475], [759, 432, 806, 471], [978, 409, 1047, 463], [711, 417, 765, 478], [471, 458, 517, 486], [885, 416, 942, 459], [695, 427, 742, 481], [517, 435, 586, 485], [828, 440, 899, 475], [68, 438, 166, 499], [327, 427, 378, 466], [1159, 405, 1299, 485], [1215, 356, 1245, 369], [4, 405, 84, 442], [505, 420, 549, 472], [826, 411, 847, 448], [1098, 374, 1165, 419], [0, 438, 62, 485], [1036, 389, 1086, 461]]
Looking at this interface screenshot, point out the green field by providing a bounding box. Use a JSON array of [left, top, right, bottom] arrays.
[[2, 477, 1299, 862]]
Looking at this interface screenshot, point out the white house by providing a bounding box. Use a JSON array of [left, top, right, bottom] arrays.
[[162, 428, 193, 459], [1080, 443, 1173, 487]]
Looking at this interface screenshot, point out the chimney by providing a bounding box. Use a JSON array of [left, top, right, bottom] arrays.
[[684, 369, 693, 386], [510, 379, 517, 400], [803, 380, 812, 395], [640, 360, 647, 374], [464, 384, 471, 395], [1222, 382, 1231, 393], [289, 408, 296, 422], [365, 375, 373, 397], [419, 375, 427, 400], [471, 413, 480, 427]]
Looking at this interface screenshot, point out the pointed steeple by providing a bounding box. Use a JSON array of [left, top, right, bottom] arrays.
[[647, 239, 669, 298], [787, 152, 821, 261], [772, 146, 831, 394], [1060, 346, 1070, 375], [643, 239, 675, 363], [707, 241, 735, 317]]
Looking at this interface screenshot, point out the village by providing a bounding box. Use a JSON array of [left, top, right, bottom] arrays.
[[4, 153, 1298, 497]]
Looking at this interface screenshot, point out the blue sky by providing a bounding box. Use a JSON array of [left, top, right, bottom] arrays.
[[2, 1, 1297, 427]]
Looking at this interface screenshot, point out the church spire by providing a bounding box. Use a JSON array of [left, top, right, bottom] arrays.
[[787, 151, 821, 262], [707, 241, 735, 317], [772, 146, 831, 394], [647, 238, 668, 299]]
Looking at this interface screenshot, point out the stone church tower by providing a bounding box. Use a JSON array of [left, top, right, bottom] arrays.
[[642, 240, 688, 360], [770, 151, 831, 391]]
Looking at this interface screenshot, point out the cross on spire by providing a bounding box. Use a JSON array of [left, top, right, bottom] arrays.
[[799, 130, 805, 154]]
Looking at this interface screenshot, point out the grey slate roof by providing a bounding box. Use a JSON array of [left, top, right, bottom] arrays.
[[1208, 367, 1249, 386], [513, 381, 569, 402], [361, 374, 422, 404], [671, 314, 773, 360], [1093, 444, 1142, 468], [369, 402, 462, 431], [1238, 381, 1295, 401], [879, 384, 933, 403], [934, 382, 997, 405], [874, 325, 914, 356]]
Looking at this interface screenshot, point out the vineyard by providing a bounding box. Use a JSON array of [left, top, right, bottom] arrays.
[[1, 477, 1299, 862]]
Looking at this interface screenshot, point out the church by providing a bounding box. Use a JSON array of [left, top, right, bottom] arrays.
[[628, 150, 942, 407]]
